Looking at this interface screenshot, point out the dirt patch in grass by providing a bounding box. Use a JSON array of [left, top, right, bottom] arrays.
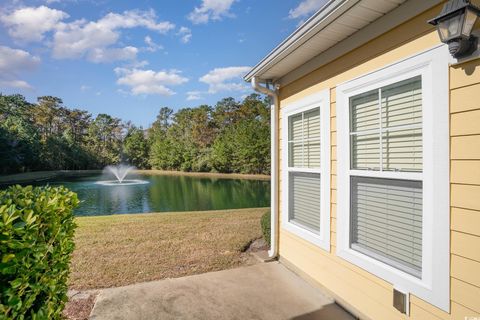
[[69, 208, 268, 290]]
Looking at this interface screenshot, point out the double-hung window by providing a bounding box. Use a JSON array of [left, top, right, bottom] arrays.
[[281, 90, 330, 250], [349, 76, 423, 277], [336, 47, 450, 311]]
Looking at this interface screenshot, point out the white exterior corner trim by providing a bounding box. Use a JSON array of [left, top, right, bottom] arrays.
[[281, 90, 331, 251], [335, 45, 451, 312]]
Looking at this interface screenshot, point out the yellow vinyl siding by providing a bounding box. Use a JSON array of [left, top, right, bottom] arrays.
[[450, 83, 480, 113], [451, 232, 480, 262], [451, 207, 480, 236], [451, 184, 480, 211], [451, 161, 480, 185], [451, 255, 480, 288], [451, 278, 480, 313], [275, 2, 480, 319], [451, 109, 480, 136], [451, 136, 480, 159], [450, 58, 480, 89], [331, 92, 337, 254]]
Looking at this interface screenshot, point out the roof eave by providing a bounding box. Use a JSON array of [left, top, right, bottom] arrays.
[[243, 0, 353, 82]]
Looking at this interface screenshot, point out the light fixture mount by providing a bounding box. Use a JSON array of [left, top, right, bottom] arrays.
[[428, 0, 480, 58]]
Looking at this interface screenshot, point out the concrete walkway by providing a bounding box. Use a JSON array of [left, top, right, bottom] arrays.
[[90, 262, 354, 320]]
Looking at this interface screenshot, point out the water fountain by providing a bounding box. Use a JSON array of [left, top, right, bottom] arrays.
[[95, 164, 149, 186], [106, 164, 134, 183]]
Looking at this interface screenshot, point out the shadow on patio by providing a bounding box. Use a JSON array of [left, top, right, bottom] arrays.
[[90, 262, 355, 320]]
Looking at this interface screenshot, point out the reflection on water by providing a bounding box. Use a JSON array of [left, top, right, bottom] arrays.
[[43, 174, 270, 216]]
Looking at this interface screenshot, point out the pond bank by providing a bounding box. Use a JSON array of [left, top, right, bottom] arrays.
[[135, 169, 271, 181], [0, 169, 270, 185], [0, 170, 102, 185]]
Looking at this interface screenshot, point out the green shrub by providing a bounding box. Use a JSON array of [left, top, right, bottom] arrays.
[[0, 185, 79, 320], [260, 211, 271, 247]]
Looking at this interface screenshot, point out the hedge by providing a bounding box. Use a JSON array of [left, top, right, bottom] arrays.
[[260, 211, 271, 247], [0, 185, 79, 320]]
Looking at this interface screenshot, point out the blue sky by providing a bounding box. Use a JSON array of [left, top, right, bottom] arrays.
[[0, 0, 326, 127]]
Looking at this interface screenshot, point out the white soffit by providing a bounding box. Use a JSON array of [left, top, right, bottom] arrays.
[[245, 0, 443, 85]]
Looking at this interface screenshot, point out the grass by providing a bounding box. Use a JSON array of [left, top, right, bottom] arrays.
[[69, 208, 268, 290]]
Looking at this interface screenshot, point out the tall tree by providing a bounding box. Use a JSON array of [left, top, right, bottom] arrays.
[[34, 96, 64, 139], [0, 95, 40, 173], [0, 93, 271, 175], [86, 114, 123, 166], [124, 126, 150, 169]]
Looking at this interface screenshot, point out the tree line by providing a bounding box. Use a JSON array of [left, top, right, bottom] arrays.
[[0, 93, 270, 175]]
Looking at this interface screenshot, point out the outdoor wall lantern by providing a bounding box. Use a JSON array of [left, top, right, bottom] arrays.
[[428, 0, 480, 58]]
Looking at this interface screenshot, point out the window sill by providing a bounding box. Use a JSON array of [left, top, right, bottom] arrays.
[[282, 221, 330, 251]]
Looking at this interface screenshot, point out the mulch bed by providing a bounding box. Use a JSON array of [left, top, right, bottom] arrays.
[[63, 290, 98, 320]]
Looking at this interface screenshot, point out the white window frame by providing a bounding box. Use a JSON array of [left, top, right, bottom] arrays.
[[281, 90, 330, 251], [336, 46, 451, 312]]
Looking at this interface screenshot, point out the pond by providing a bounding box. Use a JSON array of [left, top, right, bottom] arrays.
[[23, 173, 270, 216]]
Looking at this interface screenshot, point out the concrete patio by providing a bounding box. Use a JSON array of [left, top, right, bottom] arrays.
[[90, 262, 355, 320]]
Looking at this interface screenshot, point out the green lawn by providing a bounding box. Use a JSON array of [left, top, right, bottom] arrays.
[[69, 208, 268, 290]]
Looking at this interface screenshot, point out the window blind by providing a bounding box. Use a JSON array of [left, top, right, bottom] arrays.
[[288, 108, 321, 168], [350, 176, 423, 277], [382, 78, 422, 172], [350, 76, 422, 172], [382, 78, 422, 128], [383, 129, 422, 172], [351, 90, 379, 132], [351, 133, 380, 170], [289, 172, 321, 233], [304, 109, 321, 168]]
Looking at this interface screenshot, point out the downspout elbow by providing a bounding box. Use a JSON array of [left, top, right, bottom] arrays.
[[251, 77, 279, 259], [252, 76, 273, 95], [251, 77, 279, 107]]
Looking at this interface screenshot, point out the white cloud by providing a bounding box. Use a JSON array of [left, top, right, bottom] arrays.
[[0, 6, 69, 42], [188, 0, 236, 24], [0, 46, 40, 72], [87, 46, 138, 63], [0, 46, 40, 90], [0, 79, 33, 90], [114, 67, 188, 96], [117, 88, 130, 96], [144, 36, 162, 52], [199, 66, 251, 94], [80, 85, 90, 91], [92, 10, 174, 33], [288, 0, 328, 19], [1, 6, 175, 63], [53, 9, 174, 62], [186, 90, 203, 101], [177, 27, 192, 44], [128, 60, 150, 68]]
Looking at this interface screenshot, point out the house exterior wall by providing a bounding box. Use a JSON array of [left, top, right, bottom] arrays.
[[277, 4, 480, 320]]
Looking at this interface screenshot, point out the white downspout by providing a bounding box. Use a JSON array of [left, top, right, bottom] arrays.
[[251, 76, 279, 259]]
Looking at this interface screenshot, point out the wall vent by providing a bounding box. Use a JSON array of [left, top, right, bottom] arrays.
[[393, 288, 409, 315]]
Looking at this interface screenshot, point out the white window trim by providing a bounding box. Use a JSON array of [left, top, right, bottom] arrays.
[[336, 45, 451, 312], [281, 90, 330, 251]]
